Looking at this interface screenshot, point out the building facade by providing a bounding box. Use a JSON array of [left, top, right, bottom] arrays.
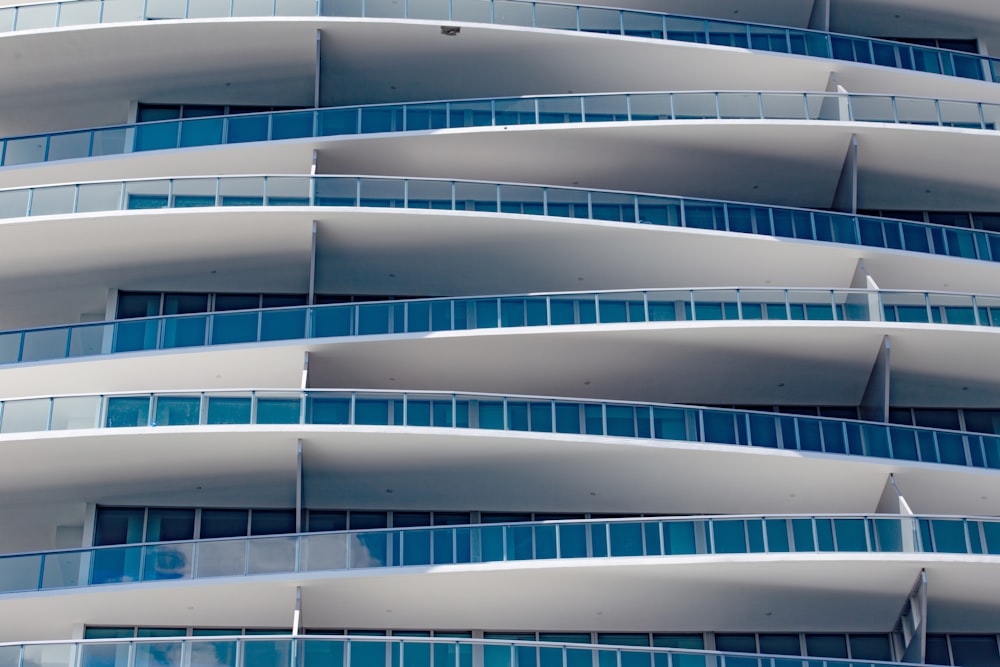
[[0, 0, 999, 665]]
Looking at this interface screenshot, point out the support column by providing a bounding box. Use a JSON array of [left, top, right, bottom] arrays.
[[296, 439, 304, 533], [894, 570, 928, 663], [314, 30, 322, 108], [308, 220, 318, 305], [293, 586, 303, 635], [302, 352, 310, 389], [807, 0, 830, 31], [876, 474, 914, 515], [832, 134, 858, 213], [859, 336, 890, 422]]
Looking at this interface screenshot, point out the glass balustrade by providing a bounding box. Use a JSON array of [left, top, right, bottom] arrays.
[[1, 175, 998, 263], [0, 287, 998, 367], [2, 92, 999, 169], [0, 0, 995, 83], [0, 388, 998, 470], [0, 635, 951, 667], [0, 513, 995, 594]]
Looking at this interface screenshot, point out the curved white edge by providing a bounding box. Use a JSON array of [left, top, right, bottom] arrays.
[[0, 207, 995, 314], [2, 121, 1000, 214], [0, 426, 997, 542], [0, 320, 996, 406], [0, 555, 998, 641]]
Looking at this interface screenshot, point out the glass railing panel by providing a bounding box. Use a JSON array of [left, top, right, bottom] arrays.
[[939, 100, 984, 129], [628, 93, 673, 121], [663, 16, 705, 43], [271, 110, 315, 140], [321, 0, 361, 16], [135, 640, 185, 667], [926, 293, 977, 325], [406, 0, 450, 20], [663, 520, 698, 555], [75, 181, 123, 213], [350, 531, 388, 568], [3, 136, 47, 166], [0, 398, 49, 433], [91, 545, 142, 584], [450, 0, 490, 23], [493, 0, 532, 27], [894, 97, 939, 125], [359, 178, 405, 208], [306, 394, 351, 424], [46, 129, 92, 161], [849, 96, 896, 123], [161, 313, 207, 348], [105, 395, 151, 427], [314, 176, 358, 207], [194, 539, 247, 577], [301, 532, 348, 571], [354, 394, 398, 426], [718, 92, 762, 119], [359, 105, 403, 134], [690, 290, 738, 321], [929, 519, 969, 553], [153, 394, 201, 426], [596, 291, 644, 324], [211, 310, 260, 344], [13, 3, 58, 29], [543, 187, 588, 218], [454, 180, 497, 212], [80, 640, 130, 667], [226, 113, 271, 143], [244, 639, 293, 667], [247, 536, 297, 574], [219, 176, 265, 206], [18, 325, 66, 361], [578, 6, 620, 35], [405, 178, 452, 209], [206, 394, 252, 425], [880, 292, 929, 323], [188, 0, 232, 17], [91, 127, 128, 156], [100, 0, 145, 21], [637, 195, 681, 226], [672, 92, 716, 120], [143, 542, 194, 580], [22, 644, 73, 667], [260, 307, 307, 341], [49, 395, 101, 430], [123, 179, 170, 210], [135, 121, 179, 152], [748, 24, 789, 53], [0, 553, 42, 592], [538, 96, 584, 124], [0, 7, 15, 31], [171, 177, 218, 208], [494, 98, 536, 126], [793, 290, 836, 321], [256, 393, 302, 425], [621, 11, 663, 39], [0, 188, 29, 218], [233, 0, 276, 16], [146, 0, 187, 19], [730, 289, 780, 320]]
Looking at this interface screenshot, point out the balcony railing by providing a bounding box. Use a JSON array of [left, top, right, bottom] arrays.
[[1, 388, 999, 470], [2, 91, 999, 168], [1, 287, 999, 366], [0, 635, 941, 667], [2, 174, 997, 263], [0, 0, 996, 83], [0, 513, 996, 594]]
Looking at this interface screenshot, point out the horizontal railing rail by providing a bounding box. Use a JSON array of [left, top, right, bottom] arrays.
[[0, 0, 996, 83], [0, 513, 995, 594], [0, 634, 942, 667], [0, 388, 999, 470], [1, 174, 997, 263], [1, 287, 999, 365], [2, 91, 1000, 168]]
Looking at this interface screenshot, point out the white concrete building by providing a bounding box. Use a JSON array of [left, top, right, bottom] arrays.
[[0, 0, 998, 665]]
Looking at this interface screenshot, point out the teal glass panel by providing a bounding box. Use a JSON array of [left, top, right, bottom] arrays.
[[937, 432, 969, 466], [554, 403, 581, 434], [161, 315, 206, 348], [154, 396, 200, 426], [664, 521, 697, 555], [180, 117, 224, 147], [307, 397, 351, 424], [872, 518, 903, 552], [584, 404, 604, 435], [653, 636, 704, 667], [609, 522, 643, 556], [535, 524, 557, 559], [606, 405, 635, 437], [407, 400, 431, 427], [349, 642, 386, 667], [355, 399, 390, 425], [984, 523, 1000, 554], [302, 640, 344, 667], [712, 520, 747, 553], [350, 532, 387, 568], [747, 520, 765, 553], [401, 529, 431, 565], [243, 640, 292, 667], [590, 523, 608, 557], [507, 402, 529, 431], [764, 518, 789, 552], [318, 108, 358, 136], [529, 402, 553, 432], [703, 411, 737, 444], [796, 420, 822, 451], [478, 401, 504, 430], [480, 525, 503, 562], [260, 308, 306, 341], [313, 306, 353, 337], [91, 546, 142, 584], [357, 303, 391, 334], [206, 397, 251, 424], [211, 311, 259, 344], [106, 396, 150, 427], [227, 115, 269, 143], [507, 525, 533, 560], [791, 519, 815, 551], [135, 121, 179, 151], [271, 111, 314, 140], [406, 302, 430, 332], [559, 523, 588, 558], [257, 398, 301, 424], [931, 519, 968, 553], [815, 519, 835, 551], [747, 413, 779, 447], [833, 519, 868, 551], [652, 407, 687, 440], [114, 319, 160, 352]]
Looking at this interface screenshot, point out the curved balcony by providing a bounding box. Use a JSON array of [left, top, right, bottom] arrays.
[[2, 175, 997, 264], [0, 0, 994, 84], [3, 91, 1000, 169], [0, 635, 936, 667], [0, 389, 998, 470], [0, 513, 995, 594], [1, 287, 999, 366]]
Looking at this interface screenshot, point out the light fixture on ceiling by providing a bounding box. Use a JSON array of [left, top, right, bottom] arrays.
[[441, 26, 461, 36]]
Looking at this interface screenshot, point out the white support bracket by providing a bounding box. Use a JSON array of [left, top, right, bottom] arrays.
[[894, 570, 928, 663], [293, 586, 303, 636], [296, 439, 304, 533], [314, 30, 322, 108], [832, 133, 858, 213], [859, 335, 890, 422]]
